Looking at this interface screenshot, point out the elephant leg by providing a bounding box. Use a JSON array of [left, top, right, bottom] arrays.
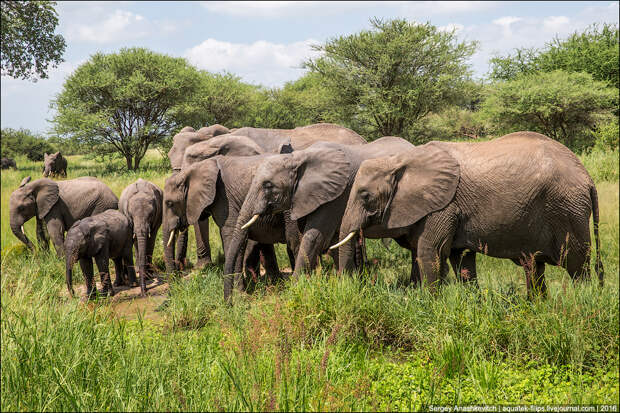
[[80, 258, 96, 300], [286, 246, 296, 271], [525, 261, 547, 299], [194, 218, 212, 268], [175, 229, 189, 270], [95, 253, 114, 297], [410, 249, 421, 287], [259, 243, 280, 283], [562, 229, 591, 283], [449, 249, 478, 286], [36, 217, 50, 251], [45, 216, 66, 257], [123, 245, 138, 289], [294, 228, 326, 276], [113, 257, 126, 287]]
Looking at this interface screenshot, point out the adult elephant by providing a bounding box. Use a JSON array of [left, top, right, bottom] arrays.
[[331, 131, 604, 298], [9, 176, 119, 256], [119, 179, 163, 295], [164, 155, 301, 296], [166, 124, 231, 270], [226, 136, 415, 297], [163, 134, 265, 272]]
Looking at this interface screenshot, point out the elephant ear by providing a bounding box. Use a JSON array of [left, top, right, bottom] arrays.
[[290, 144, 352, 221], [385, 143, 460, 229], [119, 182, 139, 216], [33, 178, 60, 219], [186, 160, 219, 225]]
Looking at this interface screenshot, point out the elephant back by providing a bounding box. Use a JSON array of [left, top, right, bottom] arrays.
[[290, 123, 367, 150], [58, 177, 118, 220]]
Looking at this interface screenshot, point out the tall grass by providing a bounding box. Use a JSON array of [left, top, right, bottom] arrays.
[[1, 148, 618, 411]]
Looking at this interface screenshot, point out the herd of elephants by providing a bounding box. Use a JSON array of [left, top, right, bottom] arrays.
[[6, 123, 604, 302]]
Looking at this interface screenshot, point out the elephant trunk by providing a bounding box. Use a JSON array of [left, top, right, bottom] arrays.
[[162, 222, 177, 273], [10, 219, 33, 251], [223, 190, 260, 302], [133, 222, 149, 293], [334, 201, 366, 272]]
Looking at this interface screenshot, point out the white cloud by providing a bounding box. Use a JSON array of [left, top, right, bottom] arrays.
[[201, 1, 498, 18], [184, 38, 321, 86], [65, 9, 151, 44], [439, 23, 465, 33], [543, 16, 571, 32]]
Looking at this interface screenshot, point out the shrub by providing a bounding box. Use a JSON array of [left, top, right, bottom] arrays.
[[1, 128, 54, 161]]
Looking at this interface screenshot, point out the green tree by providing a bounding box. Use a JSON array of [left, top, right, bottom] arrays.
[[304, 18, 477, 140], [1, 0, 66, 81], [489, 23, 619, 88], [51, 48, 201, 170], [173, 71, 258, 129], [480, 70, 617, 151], [1, 127, 54, 160]]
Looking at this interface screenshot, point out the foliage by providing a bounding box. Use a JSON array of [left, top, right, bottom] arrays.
[[0, 150, 618, 411], [304, 18, 477, 141], [480, 70, 617, 151], [408, 106, 488, 144], [51, 48, 201, 170], [0, 127, 54, 161], [593, 117, 619, 151], [489, 23, 619, 89], [0, 0, 66, 81], [173, 71, 259, 129]]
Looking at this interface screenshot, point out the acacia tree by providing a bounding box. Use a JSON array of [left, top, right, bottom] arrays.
[[52, 48, 201, 170], [304, 18, 477, 140], [1, 0, 66, 80], [481, 70, 617, 151]]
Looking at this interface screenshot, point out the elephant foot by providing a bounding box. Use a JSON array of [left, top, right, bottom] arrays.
[[196, 257, 213, 270]]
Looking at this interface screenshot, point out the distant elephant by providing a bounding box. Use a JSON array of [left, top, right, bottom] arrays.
[[331, 132, 604, 297], [166, 124, 231, 270], [119, 179, 163, 295], [9, 176, 119, 256], [65, 209, 136, 299], [225, 136, 415, 299], [1, 157, 17, 169], [164, 155, 301, 297], [43, 152, 67, 177]]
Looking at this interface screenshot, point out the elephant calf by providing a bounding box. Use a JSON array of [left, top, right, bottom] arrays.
[[43, 152, 67, 177], [65, 209, 137, 299], [119, 179, 163, 295]]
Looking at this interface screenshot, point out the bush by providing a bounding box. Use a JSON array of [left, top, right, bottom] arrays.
[[408, 106, 488, 144], [1, 128, 54, 161], [594, 117, 619, 151]]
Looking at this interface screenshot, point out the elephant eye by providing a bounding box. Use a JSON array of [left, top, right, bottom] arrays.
[[166, 200, 173, 208], [263, 181, 274, 190]]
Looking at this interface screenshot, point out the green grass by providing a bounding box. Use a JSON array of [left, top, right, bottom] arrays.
[[1, 149, 618, 411]]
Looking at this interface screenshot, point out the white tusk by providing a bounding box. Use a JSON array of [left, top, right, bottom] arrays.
[[329, 231, 356, 250], [241, 214, 259, 230], [21, 225, 25, 235], [167, 230, 176, 247]]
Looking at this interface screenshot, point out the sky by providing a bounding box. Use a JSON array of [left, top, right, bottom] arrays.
[[1, 1, 618, 134]]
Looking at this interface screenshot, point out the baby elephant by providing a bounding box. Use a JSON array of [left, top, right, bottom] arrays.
[[65, 209, 137, 300], [43, 152, 67, 177]]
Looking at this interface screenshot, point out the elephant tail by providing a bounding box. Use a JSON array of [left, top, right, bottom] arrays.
[[590, 185, 604, 287]]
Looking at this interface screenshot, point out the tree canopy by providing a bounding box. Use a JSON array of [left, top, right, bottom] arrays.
[[1, 0, 66, 81], [480, 70, 617, 151], [51, 48, 201, 170], [304, 18, 477, 140], [489, 23, 619, 89]]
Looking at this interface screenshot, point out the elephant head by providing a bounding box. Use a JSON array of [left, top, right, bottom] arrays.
[[162, 160, 220, 272], [181, 134, 263, 169], [332, 143, 460, 249], [9, 176, 60, 250], [167, 124, 230, 170], [43, 152, 63, 177]]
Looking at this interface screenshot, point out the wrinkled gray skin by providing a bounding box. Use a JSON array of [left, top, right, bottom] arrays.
[[335, 132, 604, 298], [225, 137, 415, 300], [1, 157, 17, 169], [164, 155, 301, 298], [119, 179, 163, 295], [166, 124, 231, 270], [43, 152, 67, 177], [65, 209, 136, 300], [9, 176, 119, 256]]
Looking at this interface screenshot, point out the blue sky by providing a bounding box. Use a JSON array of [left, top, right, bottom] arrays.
[[1, 1, 618, 134]]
